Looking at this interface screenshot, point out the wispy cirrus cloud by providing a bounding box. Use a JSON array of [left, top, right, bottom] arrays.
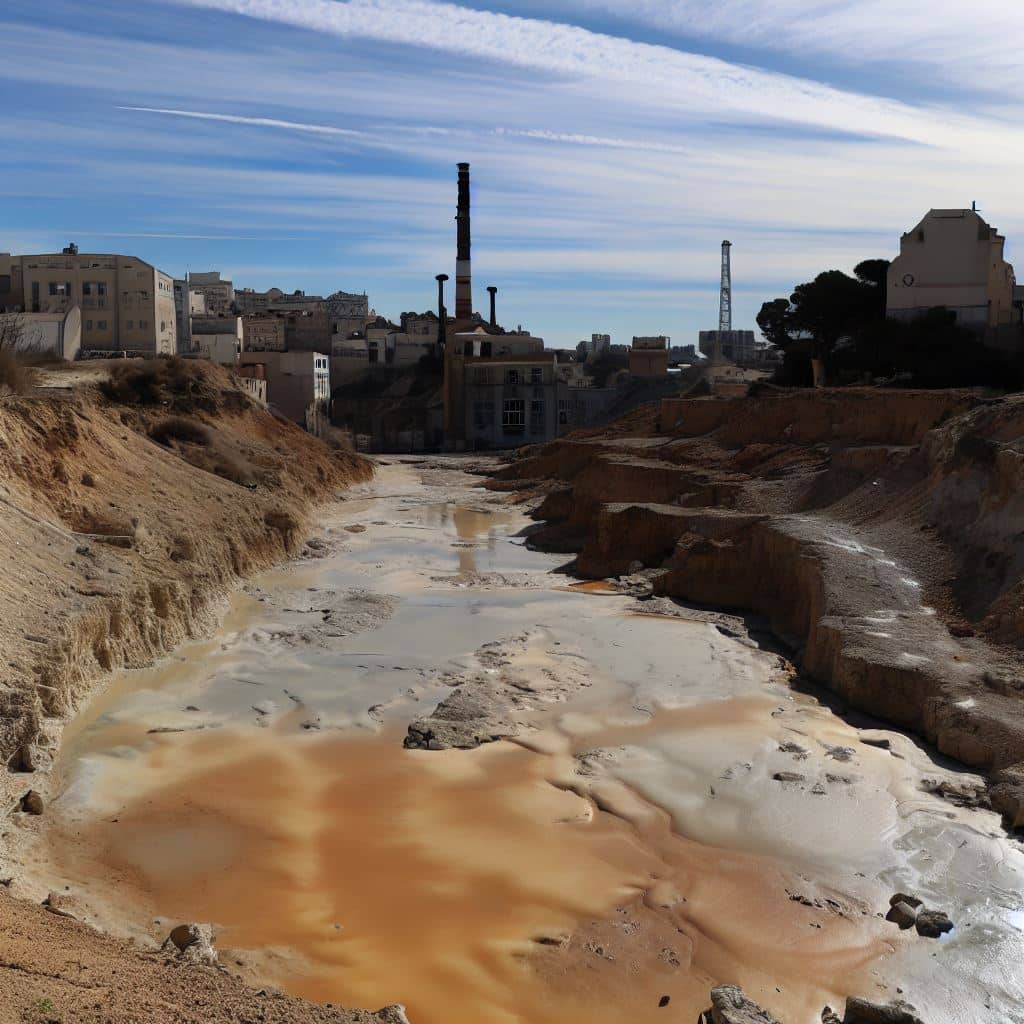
[[545, 0, 1024, 94], [172, 0, 996, 148]]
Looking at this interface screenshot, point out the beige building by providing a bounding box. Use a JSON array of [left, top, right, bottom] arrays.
[[629, 336, 669, 378], [239, 349, 330, 434], [887, 209, 1018, 330], [187, 272, 234, 317], [193, 316, 243, 365], [0, 245, 176, 354], [242, 316, 287, 352]]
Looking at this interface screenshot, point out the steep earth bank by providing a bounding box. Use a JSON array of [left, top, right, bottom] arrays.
[[0, 360, 387, 1021], [490, 386, 1024, 828]]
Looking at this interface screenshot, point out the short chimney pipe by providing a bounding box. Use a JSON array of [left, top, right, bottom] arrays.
[[435, 274, 449, 350], [455, 163, 473, 321], [486, 286, 497, 328]]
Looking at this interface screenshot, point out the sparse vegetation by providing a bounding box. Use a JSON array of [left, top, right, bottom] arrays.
[[149, 415, 212, 447], [101, 357, 222, 413]]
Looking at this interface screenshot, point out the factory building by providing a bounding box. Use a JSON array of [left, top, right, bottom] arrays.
[[0, 245, 176, 355]]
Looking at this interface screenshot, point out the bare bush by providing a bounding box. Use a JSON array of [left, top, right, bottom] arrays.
[[149, 416, 212, 447]]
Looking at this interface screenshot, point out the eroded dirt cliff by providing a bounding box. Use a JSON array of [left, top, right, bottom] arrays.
[[0, 360, 372, 780], [492, 386, 1024, 828]]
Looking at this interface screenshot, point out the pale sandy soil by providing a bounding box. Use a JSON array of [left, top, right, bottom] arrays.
[[7, 460, 1020, 1024]]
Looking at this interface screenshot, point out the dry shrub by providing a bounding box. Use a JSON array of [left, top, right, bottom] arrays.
[[149, 416, 211, 447], [0, 351, 32, 395], [211, 451, 257, 487], [102, 358, 221, 413]]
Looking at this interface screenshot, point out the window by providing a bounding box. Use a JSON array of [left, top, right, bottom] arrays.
[[49, 282, 58, 295], [85, 320, 93, 330], [529, 399, 544, 433], [160, 321, 166, 332], [502, 398, 525, 432], [139, 320, 148, 329], [558, 399, 570, 425], [126, 320, 134, 330], [83, 282, 92, 296], [474, 368, 491, 385], [530, 366, 543, 384], [97, 282, 106, 296], [473, 401, 493, 429], [97, 320, 107, 329], [505, 369, 520, 385]]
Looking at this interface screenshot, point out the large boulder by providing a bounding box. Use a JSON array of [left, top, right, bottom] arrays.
[[699, 985, 783, 1024], [843, 997, 925, 1024]]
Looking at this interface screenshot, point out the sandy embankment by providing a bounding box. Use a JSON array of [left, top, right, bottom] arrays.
[[0, 360, 389, 1023], [20, 459, 1019, 1024], [491, 387, 1024, 828]]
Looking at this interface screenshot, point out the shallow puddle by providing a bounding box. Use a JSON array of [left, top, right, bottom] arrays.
[[39, 460, 1024, 1024]]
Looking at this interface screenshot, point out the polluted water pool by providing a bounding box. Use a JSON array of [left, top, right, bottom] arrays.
[[35, 459, 1024, 1024]]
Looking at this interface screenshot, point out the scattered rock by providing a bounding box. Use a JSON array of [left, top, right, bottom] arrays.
[[162, 923, 218, 965], [778, 741, 809, 759], [888, 893, 923, 910], [700, 985, 782, 1024], [842, 996, 925, 1023], [772, 771, 805, 783], [825, 745, 855, 762], [821, 1007, 842, 1024], [658, 994, 670, 1007], [915, 909, 953, 938], [885, 901, 919, 929], [920, 776, 991, 810], [43, 890, 82, 920], [344, 524, 366, 533], [19, 790, 44, 815]]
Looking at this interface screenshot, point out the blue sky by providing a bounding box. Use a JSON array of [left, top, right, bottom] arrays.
[[2, 0, 1022, 348]]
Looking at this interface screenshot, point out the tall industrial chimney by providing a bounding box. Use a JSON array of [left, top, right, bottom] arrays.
[[718, 240, 732, 333], [486, 286, 497, 328], [455, 162, 473, 321]]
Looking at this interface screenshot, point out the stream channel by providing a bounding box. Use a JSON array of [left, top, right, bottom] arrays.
[[34, 459, 1024, 1023]]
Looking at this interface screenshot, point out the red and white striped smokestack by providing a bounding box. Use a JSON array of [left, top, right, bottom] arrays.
[[455, 162, 473, 321]]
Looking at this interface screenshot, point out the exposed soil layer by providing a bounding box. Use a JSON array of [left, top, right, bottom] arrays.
[[490, 386, 1024, 828], [0, 361, 375, 1022], [0, 890, 408, 1024]]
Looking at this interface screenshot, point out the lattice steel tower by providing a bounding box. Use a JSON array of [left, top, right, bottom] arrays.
[[719, 240, 732, 333]]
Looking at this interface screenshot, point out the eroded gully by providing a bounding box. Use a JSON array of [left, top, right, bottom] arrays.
[[27, 458, 1024, 1024]]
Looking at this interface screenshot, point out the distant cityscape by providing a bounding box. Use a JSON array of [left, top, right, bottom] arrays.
[[1, 167, 1020, 452]]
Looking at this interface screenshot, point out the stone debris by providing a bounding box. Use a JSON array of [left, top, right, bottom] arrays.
[[842, 997, 926, 1023], [42, 891, 82, 920], [19, 789, 44, 815], [885, 901, 919, 929], [920, 776, 991, 810], [772, 771, 805, 784], [884, 892, 952, 939], [914, 908, 954, 938], [778, 740, 809, 759], [699, 985, 782, 1024], [162, 922, 219, 965]]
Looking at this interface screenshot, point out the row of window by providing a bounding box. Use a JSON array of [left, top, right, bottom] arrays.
[[471, 399, 549, 433], [473, 366, 546, 386], [85, 319, 149, 331]]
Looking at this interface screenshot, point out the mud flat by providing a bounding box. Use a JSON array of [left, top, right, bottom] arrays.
[[9, 459, 1024, 1023]]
